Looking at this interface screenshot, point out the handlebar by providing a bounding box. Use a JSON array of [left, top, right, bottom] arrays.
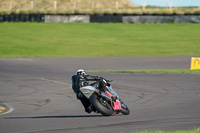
[[90, 76, 112, 82]]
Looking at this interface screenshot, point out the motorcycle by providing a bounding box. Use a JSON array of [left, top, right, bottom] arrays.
[[80, 79, 130, 116]]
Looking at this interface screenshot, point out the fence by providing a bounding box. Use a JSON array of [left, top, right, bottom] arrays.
[[1, 14, 200, 23]]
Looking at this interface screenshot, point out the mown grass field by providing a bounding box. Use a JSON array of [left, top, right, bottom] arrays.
[[136, 128, 200, 133], [88, 69, 200, 74], [0, 23, 200, 57]]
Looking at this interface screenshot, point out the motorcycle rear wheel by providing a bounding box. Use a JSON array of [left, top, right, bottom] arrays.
[[89, 94, 113, 116]]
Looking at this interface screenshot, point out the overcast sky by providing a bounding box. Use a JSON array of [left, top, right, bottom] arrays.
[[130, 0, 199, 7]]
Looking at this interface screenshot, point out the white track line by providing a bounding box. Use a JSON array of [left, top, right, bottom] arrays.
[[45, 88, 68, 93], [0, 103, 14, 116], [40, 78, 69, 85], [16, 58, 34, 61]]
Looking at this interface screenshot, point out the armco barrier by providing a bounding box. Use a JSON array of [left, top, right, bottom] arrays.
[[69, 15, 90, 23], [90, 14, 122, 23], [45, 15, 69, 23], [1, 14, 200, 23], [1, 14, 44, 22], [122, 15, 200, 23], [123, 16, 174, 23], [0, 15, 2, 22], [174, 15, 200, 23], [45, 15, 89, 23]]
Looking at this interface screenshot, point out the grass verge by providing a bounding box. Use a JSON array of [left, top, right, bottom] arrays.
[[0, 23, 200, 57], [88, 69, 200, 74], [135, 128, 200, 133]]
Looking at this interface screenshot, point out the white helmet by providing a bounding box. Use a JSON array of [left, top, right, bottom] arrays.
[[76, 69, 86, 75]]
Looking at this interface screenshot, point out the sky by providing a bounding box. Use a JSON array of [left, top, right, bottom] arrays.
[[130, 0, 200, 7]]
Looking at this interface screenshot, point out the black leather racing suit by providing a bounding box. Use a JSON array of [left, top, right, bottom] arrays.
[[71, 74, 107, 112]]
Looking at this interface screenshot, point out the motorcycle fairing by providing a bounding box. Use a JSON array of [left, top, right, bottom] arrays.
[[113, 99, 121, 110], [80, 86, 96, 99], [106, 85, 118, 96]]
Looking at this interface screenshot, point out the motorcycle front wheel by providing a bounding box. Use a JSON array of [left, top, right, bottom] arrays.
[[89, 94, 113, 116], [120, 101, 130, 115]]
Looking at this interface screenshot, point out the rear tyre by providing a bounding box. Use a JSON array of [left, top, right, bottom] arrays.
[[89, 94, 113, 116]]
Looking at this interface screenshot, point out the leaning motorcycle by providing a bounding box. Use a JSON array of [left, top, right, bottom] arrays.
[[80, 79, 130, 116]]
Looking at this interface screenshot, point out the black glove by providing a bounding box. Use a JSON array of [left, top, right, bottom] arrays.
[[107, 79, 113, 82], [111, 96, 117, 101], [76, 92, 82, 99], [92, 76, 101, 80]]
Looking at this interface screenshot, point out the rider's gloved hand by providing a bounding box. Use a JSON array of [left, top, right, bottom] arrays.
[[76, 92, 82, 99], [111, 95, 117, 101], [99, 77, 104, 81], [94, 76, 101, 80]]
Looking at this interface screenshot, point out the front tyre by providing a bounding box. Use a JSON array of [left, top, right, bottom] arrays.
[[120, 101, 130, 115], [89, 94, 113, 116]]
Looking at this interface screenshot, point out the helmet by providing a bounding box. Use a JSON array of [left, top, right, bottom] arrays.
[[76, 69, 86, 75]]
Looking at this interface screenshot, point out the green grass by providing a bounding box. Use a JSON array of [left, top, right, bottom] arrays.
[[88, 69, 200, 74], [135, 128, 200, 133], [0, 23, 200, 57]]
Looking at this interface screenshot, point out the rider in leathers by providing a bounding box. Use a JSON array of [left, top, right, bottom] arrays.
[[71, 69, 116, 113]]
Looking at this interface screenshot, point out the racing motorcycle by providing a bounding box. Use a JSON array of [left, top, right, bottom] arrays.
[[80, 79, 130, 116]]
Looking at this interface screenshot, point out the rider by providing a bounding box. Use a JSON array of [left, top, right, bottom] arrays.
[[71, 69, 116, 113]]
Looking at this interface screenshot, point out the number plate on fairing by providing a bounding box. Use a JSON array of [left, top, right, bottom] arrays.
[[113, 101, 121, 110]]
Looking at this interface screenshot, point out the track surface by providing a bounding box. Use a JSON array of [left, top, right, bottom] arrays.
[[0, 57, 200, 133]]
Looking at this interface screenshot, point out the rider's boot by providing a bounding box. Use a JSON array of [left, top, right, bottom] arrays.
[[85, 105, 94, 113]]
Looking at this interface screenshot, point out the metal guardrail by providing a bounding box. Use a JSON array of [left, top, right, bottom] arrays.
[[1, 14, 200, 23]]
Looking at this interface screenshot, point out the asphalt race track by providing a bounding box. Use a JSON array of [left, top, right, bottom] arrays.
[[0, 57, 200, 133]]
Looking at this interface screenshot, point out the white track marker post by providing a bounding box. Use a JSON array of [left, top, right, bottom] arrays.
[[31, 0, 34, 10], [74, 0, 76, 9], [165, 0, 169, 10], [92, 1, 95, 9], [116, 0, 119, 10], [199, 0, 200, 10], [169, 1, 172, 11], [54, 0, 57, 10], [9, 0, 12, 10], [143, 2, 146, 11]]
